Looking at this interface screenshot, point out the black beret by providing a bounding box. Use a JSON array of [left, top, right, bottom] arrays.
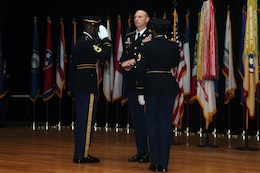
[[150, 18, 171, 34], [81, 16, 101, 25]]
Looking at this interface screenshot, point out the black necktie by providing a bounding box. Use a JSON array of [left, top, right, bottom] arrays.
[[136, 32, 140, 40]]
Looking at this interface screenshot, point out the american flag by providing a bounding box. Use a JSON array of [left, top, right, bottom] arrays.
[[56, 18, 66, 98], [171, 9, 186, 128]]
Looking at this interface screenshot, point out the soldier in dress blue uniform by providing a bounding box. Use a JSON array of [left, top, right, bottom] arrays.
[[136, 18, 180, 172], [69, 16, 112, 163], [120, 9, 152, 163]]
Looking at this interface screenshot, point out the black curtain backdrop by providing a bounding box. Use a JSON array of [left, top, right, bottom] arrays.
[[0, 0, 258, 134]]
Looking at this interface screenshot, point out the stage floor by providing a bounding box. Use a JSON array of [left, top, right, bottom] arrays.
[[0, 125, 260, 173]]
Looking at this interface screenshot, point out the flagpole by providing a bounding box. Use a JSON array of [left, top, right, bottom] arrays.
[[197, 108, 218, 148], [71, 100, 74, 130], [212, 94, 219, 139], [105, 101, 109, 132], [115, 101, 119, 132], [198, 107, 203, 137], [32, 101, 36, 130], [227, 102, 231, 139], [255, 87, 259, 141], [197, 126, 218, 148], [125, 109, 130, 134], [236, 109, 258, 151], [242, 102, 246, 140], [45, 101, 49, 130], [185, 103, 189, 136], [185, 102, 190, 146], [213, 110, 217, 138], [172, 125, 182, 145], [57, 98, 61, 131], [256, 100, 259, 141]]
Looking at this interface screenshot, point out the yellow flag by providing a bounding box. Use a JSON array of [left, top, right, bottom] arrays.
[[243, 0, 259, 119]]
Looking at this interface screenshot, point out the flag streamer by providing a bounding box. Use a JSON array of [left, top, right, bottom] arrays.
[[196, 0, 217, 129]]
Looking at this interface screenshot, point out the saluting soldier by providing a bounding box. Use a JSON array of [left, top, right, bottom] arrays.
[[120, 9, 152, 163], [136, 18, 180, 172], [70, 16, 112, 163]]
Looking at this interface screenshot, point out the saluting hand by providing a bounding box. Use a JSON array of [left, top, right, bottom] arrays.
[[138, 95, 145, 105], [98, 25, 109, 40]]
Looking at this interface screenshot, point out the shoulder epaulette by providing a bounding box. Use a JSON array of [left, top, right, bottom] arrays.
[[126, 31, 135, 36]]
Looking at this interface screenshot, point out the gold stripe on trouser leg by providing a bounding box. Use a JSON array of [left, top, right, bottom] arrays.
[[85, 93, 94, 157]]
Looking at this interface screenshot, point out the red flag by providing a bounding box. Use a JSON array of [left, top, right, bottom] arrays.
[[112, 15, 123, 102], [43, 17, 55, 102], [56, 18, 66, 98]]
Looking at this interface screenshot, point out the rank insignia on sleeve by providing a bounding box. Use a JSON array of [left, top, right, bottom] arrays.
[[93, 45, 102, 53]]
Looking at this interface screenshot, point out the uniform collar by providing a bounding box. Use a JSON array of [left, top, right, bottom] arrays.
[[154, 34, 167, 39], [136, 27, 147, 36]]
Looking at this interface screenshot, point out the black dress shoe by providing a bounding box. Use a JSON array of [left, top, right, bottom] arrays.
[[149, 165, 161, 172], [73, 155, 100, 163], [161, 167, 168, 172], [128, 154, 141, 162], [87, 155, 100, 162], [139, 154, 150, 163]]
